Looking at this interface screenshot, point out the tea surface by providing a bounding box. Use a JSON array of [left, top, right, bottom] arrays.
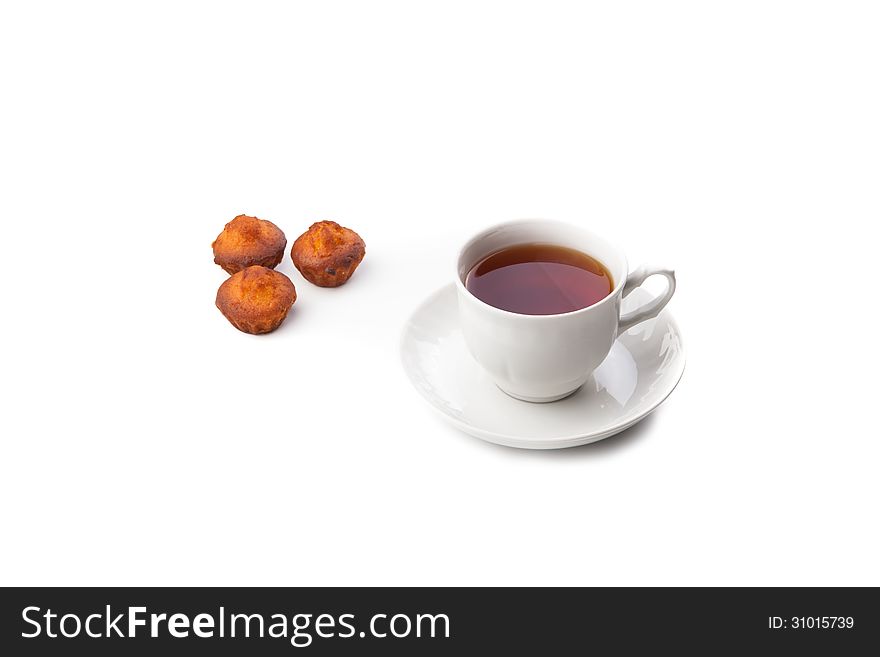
[[465, 243, 613, 315]]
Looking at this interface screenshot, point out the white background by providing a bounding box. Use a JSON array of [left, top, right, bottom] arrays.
[[2, 1, 878, 586]]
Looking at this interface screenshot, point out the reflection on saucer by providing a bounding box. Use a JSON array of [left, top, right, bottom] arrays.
[[593, 342, 638, 407]]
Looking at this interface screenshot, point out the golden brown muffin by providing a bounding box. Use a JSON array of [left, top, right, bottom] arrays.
[[291, 220, 365, 287], [215, 266, 297, 334], [212, 214, 287, 274]]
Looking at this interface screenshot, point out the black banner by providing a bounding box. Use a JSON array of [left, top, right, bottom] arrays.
[[1, 587, 875, 654]]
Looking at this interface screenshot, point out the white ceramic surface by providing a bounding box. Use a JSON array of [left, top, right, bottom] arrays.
[[456, 220, 676, 402], [401, 284, 685, 449]]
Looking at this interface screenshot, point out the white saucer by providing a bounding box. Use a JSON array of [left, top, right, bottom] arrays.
[[400, 284, 685, 449]]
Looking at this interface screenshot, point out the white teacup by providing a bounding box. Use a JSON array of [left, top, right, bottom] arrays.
[[455, 219, 676, 402]]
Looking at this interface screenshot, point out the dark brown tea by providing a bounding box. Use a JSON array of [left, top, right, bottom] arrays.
[[465, 243, 613, 315]]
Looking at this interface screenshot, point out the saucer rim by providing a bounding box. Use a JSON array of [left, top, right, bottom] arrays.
[[400, 284, 686, 450]]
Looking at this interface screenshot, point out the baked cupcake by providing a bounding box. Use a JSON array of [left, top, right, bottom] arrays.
[[291, 220, 365, 287], [215, 265, 297, 334], [212, 214, 287, 274]]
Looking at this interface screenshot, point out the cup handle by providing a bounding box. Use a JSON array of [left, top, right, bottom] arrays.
[[617, 265, 676, 336]]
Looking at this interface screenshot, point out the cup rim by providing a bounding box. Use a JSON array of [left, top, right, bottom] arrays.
[[454, 218, 628, 319]]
